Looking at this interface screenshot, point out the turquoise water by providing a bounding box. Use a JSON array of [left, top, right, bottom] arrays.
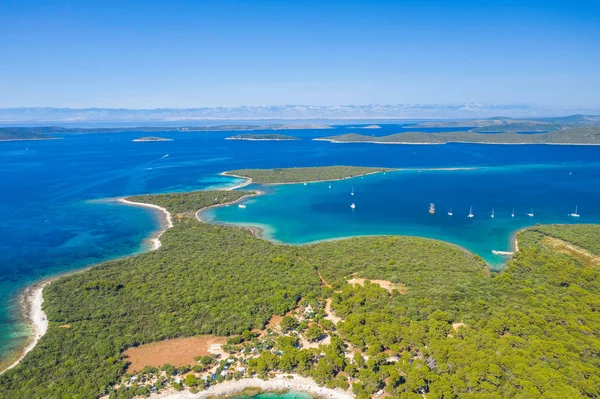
[[231, 390, 312, 399], [1, 125, 600, 364], [206, 164, 600, 268]]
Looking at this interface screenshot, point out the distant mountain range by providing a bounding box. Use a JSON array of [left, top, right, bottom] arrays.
[[1, 104, 599, 123]]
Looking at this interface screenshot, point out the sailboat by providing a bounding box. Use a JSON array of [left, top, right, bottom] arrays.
[[570, 206, 580, 217], [448, 208, 453, 216], [511, 209, 515, 218], [491, 208, 495, 218], [238, 201, 247, 209], [350, 186, 354, 196], [468, 206, 474, 218], [329, 182, 332, 189], [527, 208, 534, 217], [350, 203, 356, 209], [429, 203, 435, 215]]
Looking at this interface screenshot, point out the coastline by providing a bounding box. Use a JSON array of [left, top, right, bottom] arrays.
[[0, 281, 51, 374], [221, 169, 393, 187], [220, 172, 253, 190], [313, 138, 600, 146], [195, 191, 269, 241], [153, 375, 354, 399], [118, 198, 174, 250], [1, 197, 176, 374]]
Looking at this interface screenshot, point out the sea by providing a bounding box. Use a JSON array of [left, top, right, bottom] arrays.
[[231, 390, 312, 399], [1, 123, 600, 364]]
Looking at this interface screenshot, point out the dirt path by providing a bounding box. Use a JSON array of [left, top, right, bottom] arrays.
[[541, 236, 600, 267], [324, 298, 343, 325], [317, 269, 332, 288]]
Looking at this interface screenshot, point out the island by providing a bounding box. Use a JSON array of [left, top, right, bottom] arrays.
[[404, 114, 600, 132], [360, 125, 381, 129], [316, 126, 600, 145], [0, 124, 333, 137], [132, 136, 173, 142], [223, 166, 393, 184], [0, 127, 55, 141], [225, 134, 300, 141], [0, 169, 598, 399]]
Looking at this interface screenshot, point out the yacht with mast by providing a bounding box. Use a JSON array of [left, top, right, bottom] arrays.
[[527, 208, 534, 217], [570, 206, 580, 217], [468, 206, 474, 218]]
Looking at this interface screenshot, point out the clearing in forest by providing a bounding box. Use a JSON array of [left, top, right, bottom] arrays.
[[124, 336, 227, 373], [541, 236, 600, 267], [347, 275, 407, 294]]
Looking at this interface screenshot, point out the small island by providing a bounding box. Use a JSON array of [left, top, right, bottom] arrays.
[[360, 125, 381, 129], [225, 134, 300, 141], [132, 136, 173, 142], [223, 166, 393, 184]]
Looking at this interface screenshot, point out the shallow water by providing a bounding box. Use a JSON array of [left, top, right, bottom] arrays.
[[207, 163, 600, 268], [231, 390, 312, 399], [1, 125, 599, 362]]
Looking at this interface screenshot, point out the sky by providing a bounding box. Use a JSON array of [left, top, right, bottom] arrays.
[[0, 0, 599, 109]]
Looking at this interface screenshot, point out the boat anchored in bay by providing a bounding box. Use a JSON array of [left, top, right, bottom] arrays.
[[570, 206, 580, 217]]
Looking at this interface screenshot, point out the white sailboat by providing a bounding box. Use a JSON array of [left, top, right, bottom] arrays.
[[329, 182, 332, 189], [350, 203, 356, 209], [511, 209, 515, 218], [570, 206, 580, 217], [527, 208, 534, 217], [238, 201, 247, 209], [491, 208, 495, 218], [448, 208, 453, 216], [468, 206, 474, 218], [351, 186, 354, 196]]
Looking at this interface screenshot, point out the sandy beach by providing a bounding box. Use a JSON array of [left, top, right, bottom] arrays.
[[154, 375, 354, 399], [1, 282, 50, 374], [220, 172, 254, 190], [118, 198, 174, 250]]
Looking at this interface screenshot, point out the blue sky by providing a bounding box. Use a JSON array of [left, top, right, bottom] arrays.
[[0, 0, 599, 109]]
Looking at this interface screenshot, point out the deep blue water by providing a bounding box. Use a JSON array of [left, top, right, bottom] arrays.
[[1, 124, 600, 363]]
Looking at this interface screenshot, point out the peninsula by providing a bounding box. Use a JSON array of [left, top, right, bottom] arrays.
[[0, 167, 598, 399], [0, 128, 54, 141], [225, 134, 299, 141], [223, 166, 393, 184], [316, 126, 600, 145], [132, 136, 173, 142]]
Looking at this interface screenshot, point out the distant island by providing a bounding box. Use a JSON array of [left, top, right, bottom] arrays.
[[405, 114, 600, 133], [223, 166, 393, 184], [360, 125, 381, 129], [132, 136, 173, 142], [0, 124, 332, 136], [225, 134, 299, 141], [316, 126, 600, 145], [0, 128, 55, 141]]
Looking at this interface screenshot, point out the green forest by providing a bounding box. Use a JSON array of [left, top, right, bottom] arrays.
[[224, 166, 393, 184], [0, 189, 598, 399]]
